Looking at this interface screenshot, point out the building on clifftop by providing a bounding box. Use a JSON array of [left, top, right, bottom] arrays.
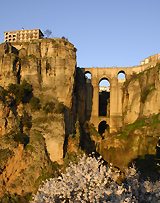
[[4, 29, 44, 42]]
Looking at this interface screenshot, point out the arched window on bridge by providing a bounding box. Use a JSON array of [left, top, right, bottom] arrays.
[[117, 71, 126, 82], [98, 120, 110, 136], [99, 78, 110, 117], [85, 71, 92, 83]]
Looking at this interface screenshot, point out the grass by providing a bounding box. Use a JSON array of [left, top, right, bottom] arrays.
[[118, 118, 146, 139], [118, 113, 160, 139], [87, 123, 101, 137], [25, 144, 35, 153], [34, 168, 54, 188]]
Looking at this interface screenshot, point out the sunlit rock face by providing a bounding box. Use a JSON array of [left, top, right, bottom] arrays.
[[0, 39, 77, 199], [0, 39, 76, 108], [122, 64, 160, 124], [0, 38, 77, 154]]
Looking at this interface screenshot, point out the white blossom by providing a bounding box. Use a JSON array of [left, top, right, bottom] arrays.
[[31, 154, 160, 203]]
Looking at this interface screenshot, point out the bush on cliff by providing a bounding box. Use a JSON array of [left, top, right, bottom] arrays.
[[43, 101, 65, 114], [43, 101, 55, 114], [0, 148, 13, 173], [8, 80, 33, 104], [13, 132, 29, 146], [29, 96, 41, 111]]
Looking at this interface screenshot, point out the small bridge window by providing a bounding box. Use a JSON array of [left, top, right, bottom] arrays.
[[85, 71, 91, 79], [85, 71, 92, 83], [99, 78, 110, 117], [117, 71, 126, 82], [98, 120, 109, 136]]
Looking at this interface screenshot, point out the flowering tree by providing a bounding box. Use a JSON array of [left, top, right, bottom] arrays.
[[32, 154, 160, 202]]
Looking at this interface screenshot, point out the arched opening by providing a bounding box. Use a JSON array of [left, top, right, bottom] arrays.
[[117, 71, 126, 82], [98, 120, 109, 136], [85, 71, 93, 120], [99, 78, 110, 117], [85, 71, 92, 80]]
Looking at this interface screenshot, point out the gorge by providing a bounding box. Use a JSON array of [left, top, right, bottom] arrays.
[[0, 37, 160, 201]]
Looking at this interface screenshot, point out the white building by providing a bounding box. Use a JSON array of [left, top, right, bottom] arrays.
[[4, 29, 44, 42]]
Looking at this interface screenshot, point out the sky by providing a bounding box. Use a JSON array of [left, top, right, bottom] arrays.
[[1, 0, 160, 67]]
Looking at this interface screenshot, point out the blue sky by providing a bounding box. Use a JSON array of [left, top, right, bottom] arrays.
[[1, 0, 160, 67]]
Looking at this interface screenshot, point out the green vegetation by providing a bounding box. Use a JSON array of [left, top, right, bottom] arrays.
[[25, 144, 35, 153], [150, 113, 160, 127], [43, 101, 65, 114], [63, 152, 83, 171], [83, 122, 101, 139], [43, 101, 55, 114], [141, 84, 155, 103], [118, 119, 145, 139], [0, 81, 43, 145], [54, 102, 65, 114], [0, 148, 13, 173], [0, 86, 8, 103], [34, 161, 60, 189], [123, 72, 138, 89], [21, 111, 32, 129], [29, 96, 41, 111], [0, 193, 32, 203], [8, 80, 33, 105], [0, 80, 33, 107], [13, 132, 29, 146], [118, 114, 160, 139], [34, 168, 54, 188]]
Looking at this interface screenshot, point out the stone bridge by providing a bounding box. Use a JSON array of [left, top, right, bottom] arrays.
[[81, 57, 159, 133]]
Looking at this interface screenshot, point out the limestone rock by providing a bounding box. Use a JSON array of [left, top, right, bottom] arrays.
[[123, 64, 160, 124]]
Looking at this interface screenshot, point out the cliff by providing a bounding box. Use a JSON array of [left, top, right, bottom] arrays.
[[123, 63, 160, 124], [0, 38, 76, 108], [0, 39, 78, 200], [0, 38, 160, 201]]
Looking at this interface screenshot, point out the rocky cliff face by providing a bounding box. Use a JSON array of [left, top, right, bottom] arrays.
[[122, 64, 160, 124], [0, 39, 76, 108], [0, 39, 77, 200]]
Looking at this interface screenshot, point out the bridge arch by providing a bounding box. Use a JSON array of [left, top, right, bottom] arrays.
[[85, 71, 92, 79], [117, 70, 126, 82], [99, 78, 110, 117], [98, 120, 110, 136]]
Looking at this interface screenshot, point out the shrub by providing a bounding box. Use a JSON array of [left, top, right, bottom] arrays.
[[1, 193, 32, 203], [13, 132, 29, 146], [20, 80, 33, 103], [54, 102, 65, 114], [141, 84, 155, 103], [30, 97, 41, 111], [22, 111, 32, 129], [118, 117, 146, 139], [0, 86, 8, 103], [43, 102, 55, 114], [0, 148, 13, 173], [7, 80, 33, 105]]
